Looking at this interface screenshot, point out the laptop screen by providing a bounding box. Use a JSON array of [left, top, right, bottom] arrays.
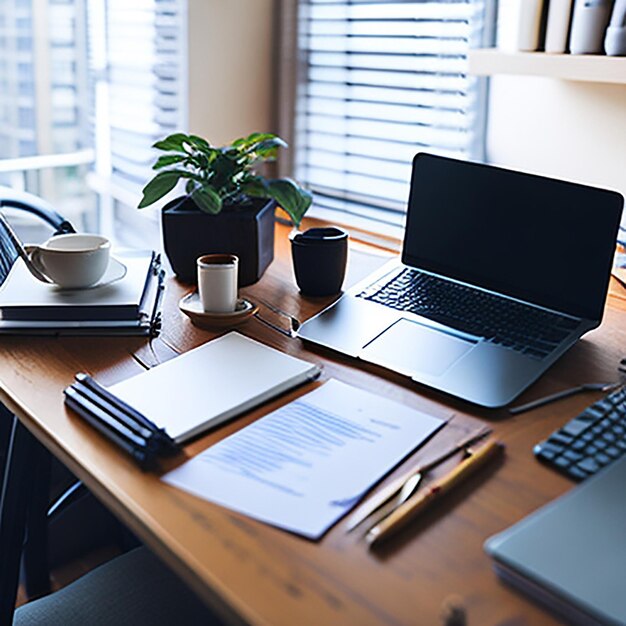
[[402, 153, 624, 321]]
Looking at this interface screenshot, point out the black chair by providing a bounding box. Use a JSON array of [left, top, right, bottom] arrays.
[[13, 546, 222, 625], [0, 185, 75, 280], [0, 188, 76, 617], [0, 187, 133, 622]]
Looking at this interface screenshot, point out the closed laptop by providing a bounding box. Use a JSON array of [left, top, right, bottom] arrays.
[[485, 455, 626, 625]]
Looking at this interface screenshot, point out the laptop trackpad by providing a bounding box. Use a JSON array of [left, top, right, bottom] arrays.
[[360, 318, 475, 377]]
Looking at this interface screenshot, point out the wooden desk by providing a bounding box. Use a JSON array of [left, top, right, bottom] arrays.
[[1, 224, 626, 625]]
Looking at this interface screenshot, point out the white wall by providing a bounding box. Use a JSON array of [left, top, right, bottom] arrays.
[[187, 0, 274, 146], [486, 76, 626, 202]]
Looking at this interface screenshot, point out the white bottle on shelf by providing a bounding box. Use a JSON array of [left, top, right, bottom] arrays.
[[569, 0, 614, 54], [544, 0, 575, 52], [497, 0, 545, 51], [604, 0, 626, 55]]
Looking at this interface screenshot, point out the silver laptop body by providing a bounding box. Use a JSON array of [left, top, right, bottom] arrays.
[[298, 153, 624, 408], [485, 454, 626, 625]]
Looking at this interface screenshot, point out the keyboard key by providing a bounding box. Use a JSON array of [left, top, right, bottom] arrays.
[[536, 448, 557, 460], [577, 458, 600, 474], [563, 450, 584, 462], [535, 441, 564, 458], [557, 317, 579, 330], [549, 432, 574, 446], [523, 348, 548, 359], [605, 446, 622, 459], [577, 412, 599, 424], [585, 407, 607, 421], [561, 420, 590, 438], [595, 452, 611, 466], [567, 466, 589, 480], [554, 456, 571, 469], [595, 400, 614, 413], [541, 329, 569, 344]]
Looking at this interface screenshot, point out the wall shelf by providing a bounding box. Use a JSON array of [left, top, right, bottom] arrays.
[[468, 49, 626, 85]]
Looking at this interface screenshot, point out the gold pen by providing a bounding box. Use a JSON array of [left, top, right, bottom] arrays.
[[366, 438, 505, 547]]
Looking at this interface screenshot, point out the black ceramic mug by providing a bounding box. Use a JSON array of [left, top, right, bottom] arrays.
[[290, 227, 348, 297]]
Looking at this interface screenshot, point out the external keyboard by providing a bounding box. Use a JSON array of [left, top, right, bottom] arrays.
[[358, 267, 579, 359], [534, 385, 626, 481]]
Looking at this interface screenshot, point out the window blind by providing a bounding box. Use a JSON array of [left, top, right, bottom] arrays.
[[294, 0, 491, 224], [88, 0, 184, 200]]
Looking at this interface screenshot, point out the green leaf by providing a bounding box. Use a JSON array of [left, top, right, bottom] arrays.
[[233, 133, 275, 151], [152, 154, 187, 170], [254, 137, 287, 152], [191, 186, 222, 214], [138, 171, 182, 208], [248, 137, 286, 162], [243, 132, 272, 145], [185, 179, 196, 194], [266, 179, 312, 228], [152, 133, 189, 152], [175, 171, 205, 183], [241, 177, 269, 198], [187, 135, 211, 152]]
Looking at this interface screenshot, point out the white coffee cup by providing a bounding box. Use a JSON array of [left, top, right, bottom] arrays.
[[197, 254, 238, 313], [26, 233, 111, 288]]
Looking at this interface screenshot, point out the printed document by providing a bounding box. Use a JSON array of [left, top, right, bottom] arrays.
[[163, 379, 445, 539]]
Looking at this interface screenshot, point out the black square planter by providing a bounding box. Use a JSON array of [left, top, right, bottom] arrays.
[[161, 196, 276, 286]]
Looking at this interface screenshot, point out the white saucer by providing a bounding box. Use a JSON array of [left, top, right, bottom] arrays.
[[54, 257, 127, 291], [179, 292, 258, 329]]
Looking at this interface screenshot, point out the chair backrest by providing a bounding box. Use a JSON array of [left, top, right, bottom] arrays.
[[0, 186, 75, 285]]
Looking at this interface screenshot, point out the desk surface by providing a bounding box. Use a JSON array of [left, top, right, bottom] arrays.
[[1, 224, 625, 625]]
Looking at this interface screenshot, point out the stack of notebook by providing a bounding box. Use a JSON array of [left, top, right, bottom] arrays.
[[0, 249, 164, 335], [64, 332, 322, 468]]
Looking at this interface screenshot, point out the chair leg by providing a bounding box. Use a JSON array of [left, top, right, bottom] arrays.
[[23, 440, 52, 598], [0, 416, 50, 624], [0, 405, 11, 491]]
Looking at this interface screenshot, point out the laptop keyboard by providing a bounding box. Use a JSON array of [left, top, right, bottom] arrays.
[[357, 268, 579, 359], [534, 385, 626, 481]]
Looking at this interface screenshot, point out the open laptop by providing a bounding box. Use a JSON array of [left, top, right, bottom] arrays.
[[298, 153, 624, 407]]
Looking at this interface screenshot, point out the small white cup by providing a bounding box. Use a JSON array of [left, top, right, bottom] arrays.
[[27, 233, 111, 288], [197, 254, 238, 313]]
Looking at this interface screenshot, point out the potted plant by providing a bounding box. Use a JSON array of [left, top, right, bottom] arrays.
[[138, 132, 312, 285]]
